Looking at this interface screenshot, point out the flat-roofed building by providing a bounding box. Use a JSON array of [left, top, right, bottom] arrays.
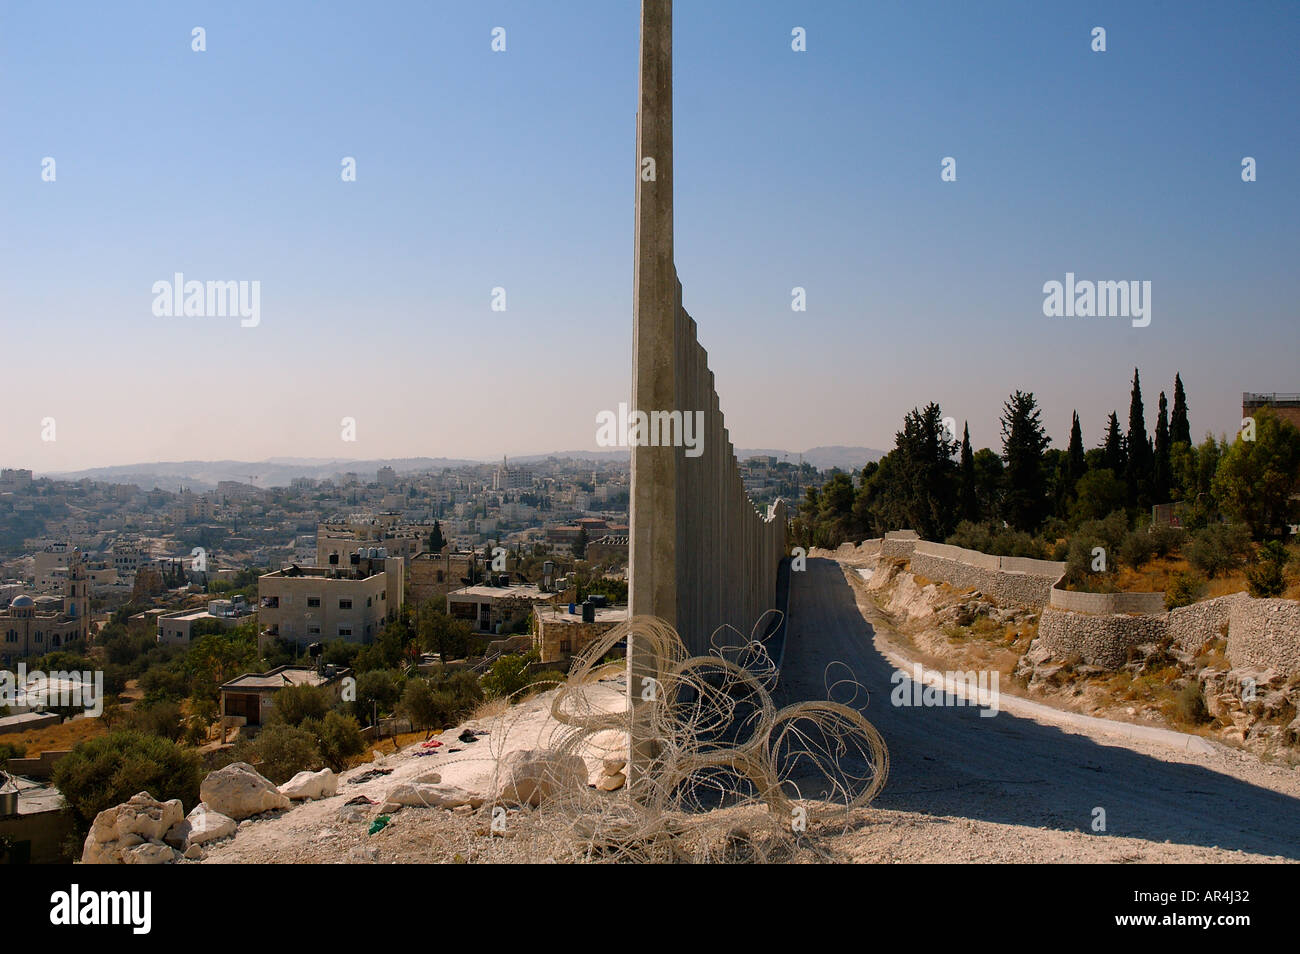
[[219, 664, 353, 728], [258, 555, 404, 649], [446, 581, 555, 635], [1243, 392, 1300, 432]]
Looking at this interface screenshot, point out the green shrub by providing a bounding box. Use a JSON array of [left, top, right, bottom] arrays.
[[1148, 525, 1185, 559], [481, 651, 539, 700], [271, 684, 329, 728], [1186, 523, 1252, 578], [1165, 571, 1206, 610], [123, 699, 186, 742], [233, 723, 323, 784], [52, 730, 203, 827], [301, 710, 366, 771], [1246, 540, 1290, 598], [1118, 529, 1156, 569]]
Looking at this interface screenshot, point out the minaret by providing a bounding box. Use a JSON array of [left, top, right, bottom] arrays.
[[65, 548, 90, 640]]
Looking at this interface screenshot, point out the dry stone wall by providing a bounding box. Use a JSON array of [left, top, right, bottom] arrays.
[[1228, 599, 1300, 672]]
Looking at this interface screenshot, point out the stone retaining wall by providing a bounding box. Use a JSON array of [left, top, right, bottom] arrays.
[[1166, 593, 1247, 654], [908, 541, 1064, 609], [1228, 598, 1300, 672], [1037, 608, 1167, 668]]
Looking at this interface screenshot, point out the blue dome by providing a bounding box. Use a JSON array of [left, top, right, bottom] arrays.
[[10, 595, 34, 607]]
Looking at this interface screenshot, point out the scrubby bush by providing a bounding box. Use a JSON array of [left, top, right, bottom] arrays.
[[1148, 525, 1185, 559], [271, 684, 329, 728], [301, 710, 366, 771], [233, 723, 323, 784], [1118, 529, 1156, 569], [481, 651, 539, 700], [1064, 512, 1129, 586], [1246, 540, 1290, 598], [1165, 571, 1206, 610], [123, 699, 186, 742], [1174, 682, 1210, 725], [53, 731, 203, 827], [1186, 523, 1252, 578]]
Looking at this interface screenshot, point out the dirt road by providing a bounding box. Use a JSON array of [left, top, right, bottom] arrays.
[[776, 557, 1300, 861]]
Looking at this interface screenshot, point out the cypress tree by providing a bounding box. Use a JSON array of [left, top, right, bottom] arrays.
[[1103, 412, 1125, 474], [1170, 372, 1191, 446], [1125, 368, 1153, 507], [959, 422, 978, 522], [1154, 391, 1171, 503]]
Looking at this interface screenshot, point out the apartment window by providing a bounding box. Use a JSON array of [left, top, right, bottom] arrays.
[[5, 631, 15, 643], [338, 627, 352, 637], [53, 634, 61, 647], [307, 597, 321, 608], [366, 596, 372, 608], [436, 571, 444, 583], [328, 554, 339, 565], [308, 625, 321, 636], [35, 632, 43, 643], [339, 598, 352, 610], [559, 639, 572, 654]]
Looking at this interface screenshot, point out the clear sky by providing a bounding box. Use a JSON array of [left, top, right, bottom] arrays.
[[3, 0, 1296, 472]]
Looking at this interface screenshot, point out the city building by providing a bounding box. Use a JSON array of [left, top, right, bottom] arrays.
[[316, 515, 425, 568], [0, 551, 90, 664], [257, 553, 404, 649], [533, 602, 628, 664], [219, 664, 353, 729], [409, 549, 483, 606], [1243, 392, 1300, 431], [156, 596, 253, 647], [446, 581, 555, 634]]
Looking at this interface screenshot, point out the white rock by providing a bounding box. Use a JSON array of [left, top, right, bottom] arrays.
[[122, 840, 180, 864], [164, 802, 237, 850], [200, 762, 292, 820], [279, 768, 338, 801], [81, 792, 185, 864], [494, 749, 587, 807], [379, 783, 484, 812]]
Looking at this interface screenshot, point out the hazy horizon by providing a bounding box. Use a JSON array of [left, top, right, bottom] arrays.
[[5, 0, 1296, 471]]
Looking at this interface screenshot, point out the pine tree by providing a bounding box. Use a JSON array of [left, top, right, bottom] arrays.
[[1125, 368, 1153, 507], [1154, 391, 1171, 503], [1170, 372, 1191, 446], [959, 422, 978, 522]]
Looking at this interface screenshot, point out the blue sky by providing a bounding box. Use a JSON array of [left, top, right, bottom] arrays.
[[2, 0, 1296, 471]]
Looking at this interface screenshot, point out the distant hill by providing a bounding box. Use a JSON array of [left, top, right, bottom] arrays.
[[42, 457, 481, 492], [39, 445, 883, 490], [736, 446, 885, 471]]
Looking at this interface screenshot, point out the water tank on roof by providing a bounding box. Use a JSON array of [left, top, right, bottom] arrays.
[[581, 600, 596, 623], [367, 548, 378, 559], [378, 547, 387, 559]]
